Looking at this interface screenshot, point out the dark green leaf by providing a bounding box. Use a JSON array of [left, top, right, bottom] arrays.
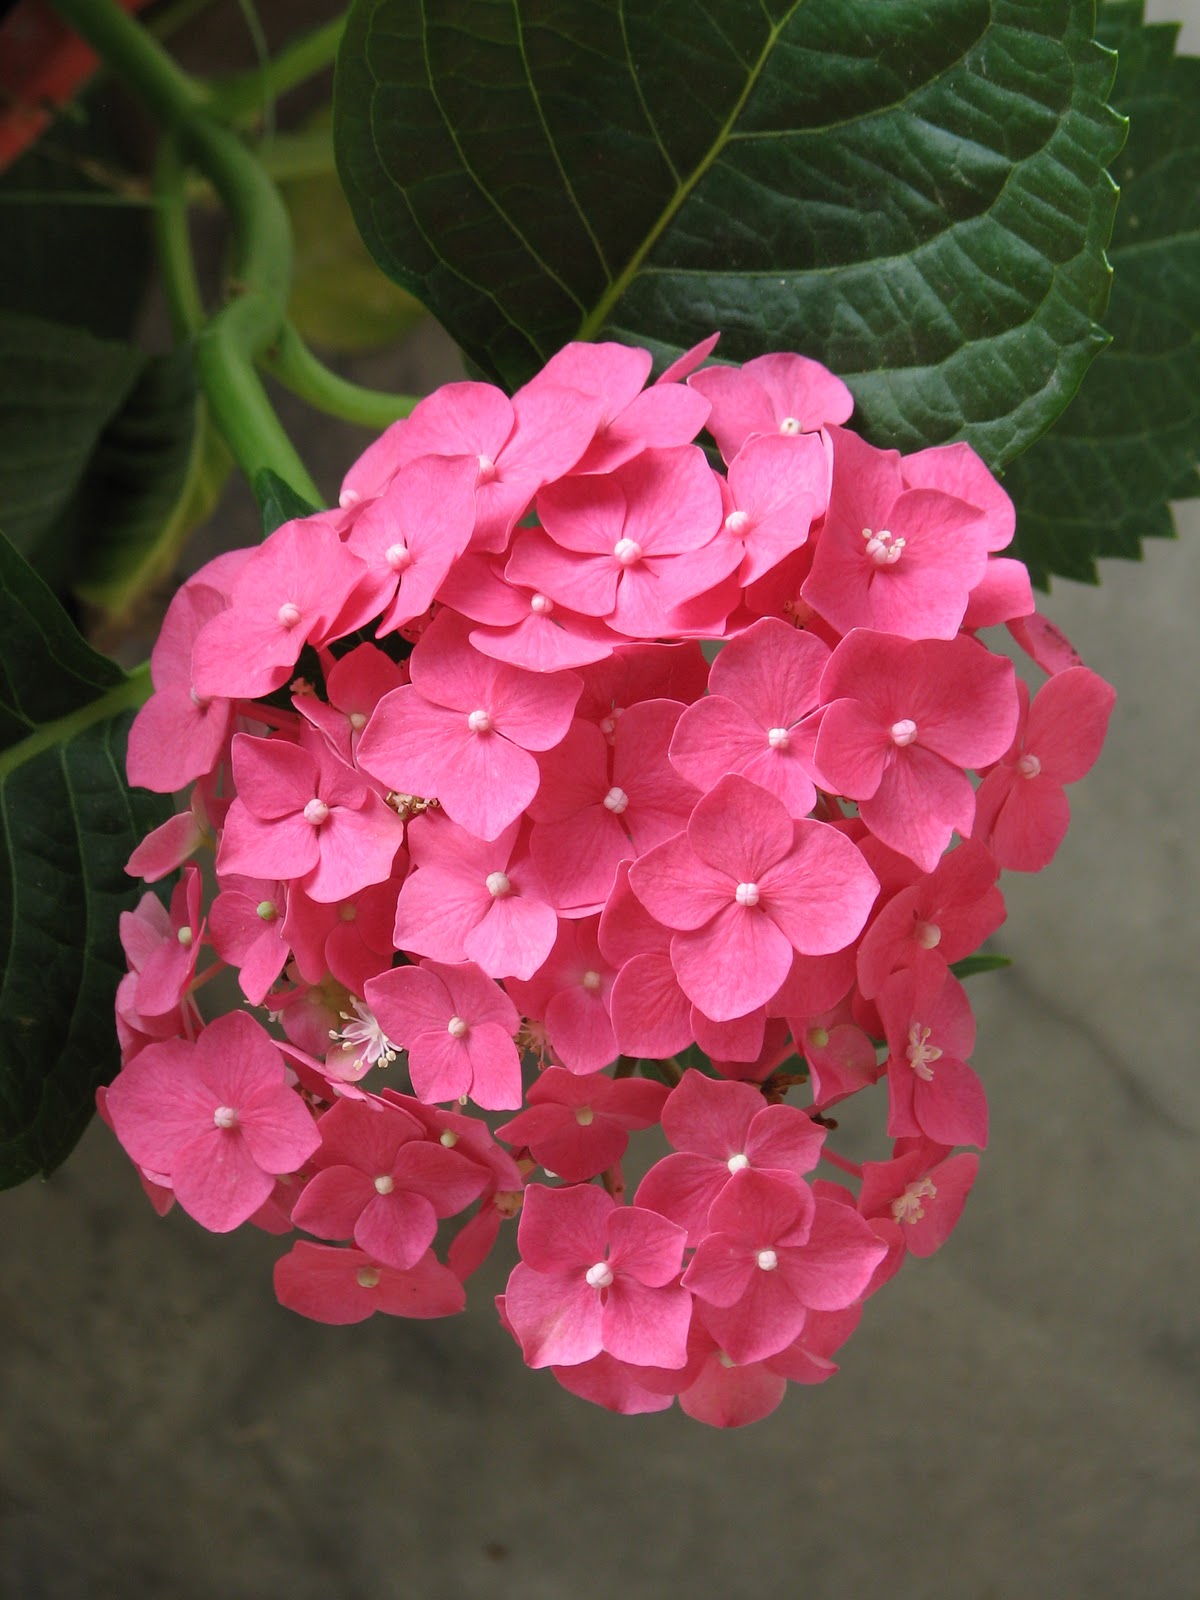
[[68, 350, 232, 624], [0, 532, 168, 1189], [335, 0, 1124, 466], [0, 95, 152, 339], [254, 467, 320, 534], [0, 311, 141, 579], [1005, 3, 1200, 585], [949, 953, 1014, 980]]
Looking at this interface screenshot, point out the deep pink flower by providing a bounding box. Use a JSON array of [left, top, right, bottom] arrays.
[[274, 1242, 466, 1324], [879, 966, 987, 1148], [496, 1067, 668, 1182], [105, 1012, 321, 1233], [687, 352, 853, 463], [505, 1183, 691, 1369], [720, 431, 829, 586], [628, 774, 879, 1020], [503, 918, 618, 1074], [126, 576, 234, 792], [858, 1141, 980, 1259]]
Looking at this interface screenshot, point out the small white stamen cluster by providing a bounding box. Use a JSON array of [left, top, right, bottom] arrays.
[[891, 1176, 937, 1224], [905, 1023, 943, 1081], [862, 527, 905, 566]]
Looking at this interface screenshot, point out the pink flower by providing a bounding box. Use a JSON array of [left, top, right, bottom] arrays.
[[355, 609, 582, 841], [365, 958, 523, 1109], [505, 1183, 691, 1369], [503, 917, 618, 1073], [720, 431, 829, 585], [628, 774, 879, 1020], [879, 967, 987, 1148], [496, 1067, 668, 1182], [274, 1242, 466, 1324], [126, 575, 234, 791], [973, 667, 1116, 871], [105, 1012, 321, 1232], [687, 351, 853, 463]]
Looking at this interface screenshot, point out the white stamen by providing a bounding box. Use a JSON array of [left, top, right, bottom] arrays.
[[613, 537, 643, 566], [440, 1130, 459, 1148], [602, 786, 629, 814], [256, 900, 278, 922], [863, 527, 906, 566], [530, 592, 554, 615], [303, 798, 330, 826], [806, 1026, 830, 1049], [374, 1174, 395, 1195], [477, 454, 497, 484], [385, 542, 412, 572], [725, 509, 751, 536], [1017, 753, 1042, 779], [581, 970, 602, 992], [447, 1015, 469, 1039], [486, 871, 512, 898], [915, 920, 942, 950], [349, 711, 367, 730], [717, 1351, 736, 1368], [176, 926, 193, 947], [586, 1261, 614, 1289], [906, 1023, 943, 1081], [277, 601, 302, 629], [727, 1152, 750, 1173], [575, 1106, 595, 1126], [356, 1266, 381, 1289], [327, 998, 398, 1072], [189, 687, 211, 709], [779, 416, 802, 436], [468, 708, 492, 734], [756, 1248, 779, 1272], [892, 1176, 937, 1225], [339, 488, 361, 510], [735, 881, 760, 908], [767, 726, 790, 750], [890, 718, 919, 747], [213, 1105, 238, 1129]]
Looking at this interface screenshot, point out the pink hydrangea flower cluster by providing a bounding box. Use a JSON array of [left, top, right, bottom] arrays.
[[107, 338, 1116, 1427]]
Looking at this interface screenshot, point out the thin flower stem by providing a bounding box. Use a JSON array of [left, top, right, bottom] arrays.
[[818, 1147, 863, 1181], [153, 136, 204, 338], [265, 322, 420, 429], [206, 16, 348, 123], [49, 0, 321, 507]]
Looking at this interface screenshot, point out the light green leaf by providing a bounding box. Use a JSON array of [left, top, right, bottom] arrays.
[[1004, 2, 1200, 585], [335, 0, 1124, 467], [0, 532, 167, 1189]]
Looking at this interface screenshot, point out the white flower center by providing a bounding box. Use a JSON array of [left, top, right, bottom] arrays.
[[756, 1249, 779, 1271], [385, 542, 412, 572], [603, 785, 629, 814], [892, 1177, 937, 1225], [303, 798, 330, 826], [727, 1152, 750, 1173], [530, 592, 554, 615], [468, 708, 492, 733], [349, 711, 367, 730], [735, 881, 760, 908], [613, 537, 643, 566], [276, 601, 302, 629], [581, 970, 602, 992], [213, 1105, 238, 1129], [477, 454, 497, 484], [189, 687, 211, 709], [447, 1015, 469, 1039], [374, 1174, 395, 1195], [339, 488, 361, 510], [575, 1106, 595, 1126], [806, 1026, 830, 1049], [915, 920, 942, 949], [356, 1266, 381, 1289], [586, 1261, 614, 1289], [486, 871, 512, 898], [725, 509, 751, 536], [256, 900, 278, 922], [906, 1023, 943, 1081], [863, 528, 906, 566], [1017, 753, 1042, 779], [440, 1130, 459, 1148], [176, 926, 193, 947], [767, 726, 790, 750], [779, 416, 802, 436], [890, 718, 919, 747]]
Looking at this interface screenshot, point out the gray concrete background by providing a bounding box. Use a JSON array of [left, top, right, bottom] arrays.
[[2, 4, 1198, 1597]]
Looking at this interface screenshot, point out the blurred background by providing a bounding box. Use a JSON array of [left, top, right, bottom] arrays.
[[1, 2, 1198, 1596]]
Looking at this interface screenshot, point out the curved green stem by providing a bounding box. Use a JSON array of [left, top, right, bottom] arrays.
[[0, 664, 152, 783], [266, 323, 419, 429], [152, 137, 204, 338], [207, 17, 347, 124], [50, 0, 320, 507]]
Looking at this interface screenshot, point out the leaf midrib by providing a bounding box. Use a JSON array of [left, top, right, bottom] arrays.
[[0, 665, 150, 784]]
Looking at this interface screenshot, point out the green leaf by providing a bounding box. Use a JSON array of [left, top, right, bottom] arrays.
[[0, 311, 141, 581], [0, 96, 152, 340], [253, 467, 320, 535], [949, 953, 1014, 980], [0, 532, 167, 1190], [1004, 3, 1200, 585], [335, 0, 1124, 467]]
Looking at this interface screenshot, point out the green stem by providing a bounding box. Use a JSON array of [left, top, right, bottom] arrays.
[[266, 323, 419, 429], [153, 137, 204, 338], [50, 0, 321, 507], [207, 17, 347, 123], [0, 664, 152, 783]]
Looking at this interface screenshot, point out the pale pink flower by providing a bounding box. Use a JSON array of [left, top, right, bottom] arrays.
[[688, 352, 853, 463]]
